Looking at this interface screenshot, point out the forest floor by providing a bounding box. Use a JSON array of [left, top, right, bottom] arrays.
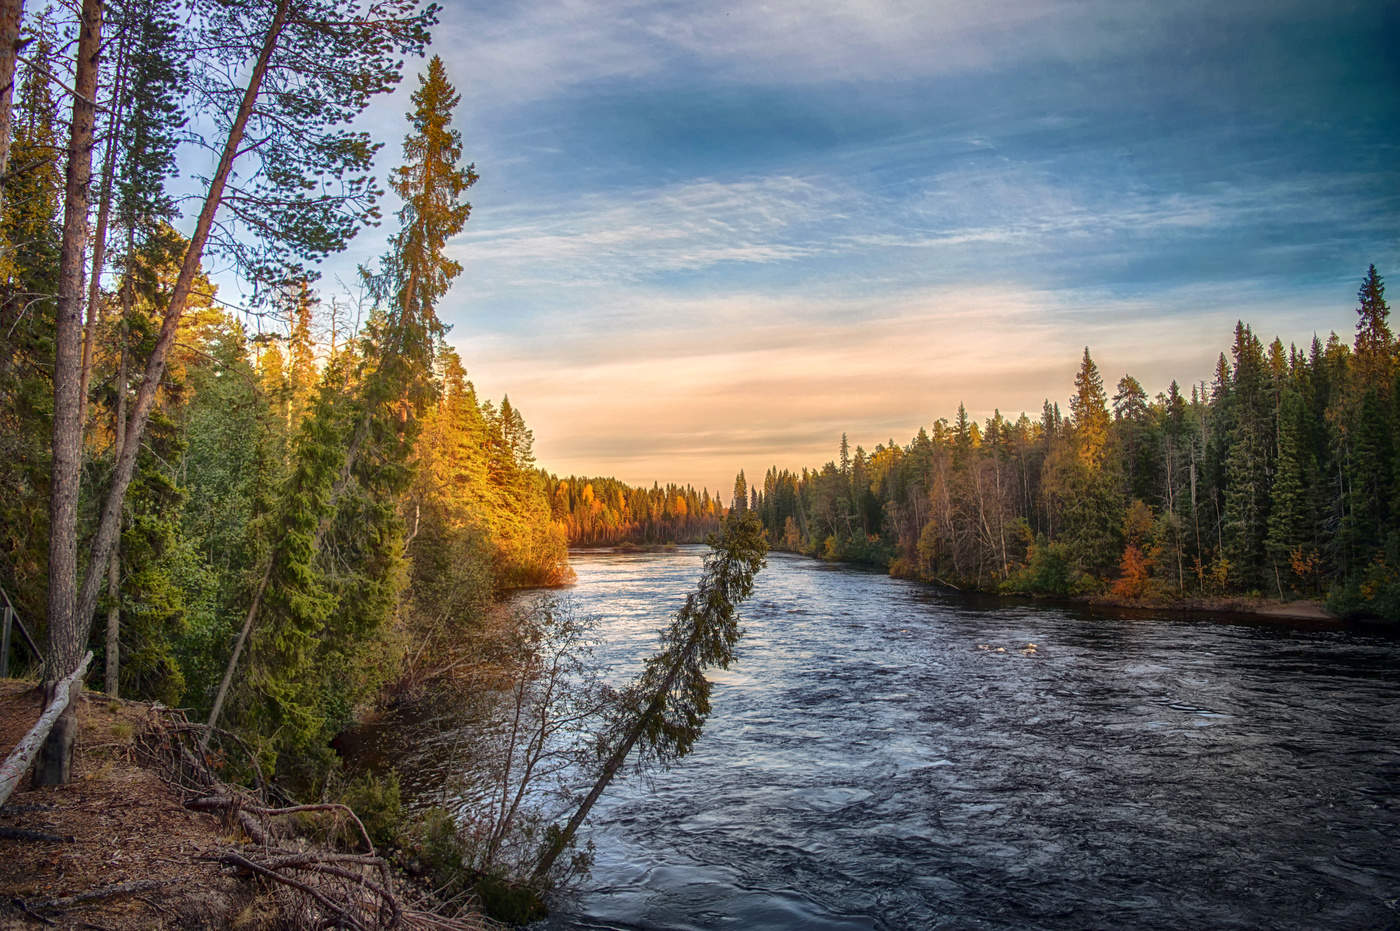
[[0, 679, 257, 929], [0, 679, 493, 930]]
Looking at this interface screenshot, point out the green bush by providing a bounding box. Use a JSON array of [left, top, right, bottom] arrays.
[[338, 770, 404, 850], [415, 806, 468, 889], [475, 873, 547, 925], [1001, 537, 1091, 597]]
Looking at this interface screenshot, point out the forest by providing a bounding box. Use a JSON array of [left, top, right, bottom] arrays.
[[545, 475, 727, 545], [0, 0, 576, 821], [738, 277, 1398, 621]]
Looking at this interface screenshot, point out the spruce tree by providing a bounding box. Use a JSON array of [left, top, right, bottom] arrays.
[[0, 30, 62, 628], [533, 512, 767, 883], [1346, 266, 1394, 556], [1265, 388, 1310, 598], [205, 55, 478, 769], [1061, 348, 1121, 579], [1354, 264, 1393, 384], [1070, 347, 1110, 470]]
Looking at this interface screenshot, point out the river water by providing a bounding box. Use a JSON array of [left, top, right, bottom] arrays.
[[378, 547, 1400, 929]]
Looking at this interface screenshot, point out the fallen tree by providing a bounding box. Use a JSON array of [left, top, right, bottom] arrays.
[[0, 651, 92, 808]]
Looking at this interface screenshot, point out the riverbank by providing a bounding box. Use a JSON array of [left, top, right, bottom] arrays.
[[765, 545, 1346, 624], [0, 680, 253, 928], [0, 679, 494, 930], [1082, 593, 1337, 621]]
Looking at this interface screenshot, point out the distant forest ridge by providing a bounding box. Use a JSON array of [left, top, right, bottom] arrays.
[[546, 475, 727, 545], [554, 267, 1399, 621]]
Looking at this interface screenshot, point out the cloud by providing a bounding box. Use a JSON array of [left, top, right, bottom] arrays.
[[451, 175, 845, 291], [430, 0, 1343, 110], [303, 0, 1398, 496]]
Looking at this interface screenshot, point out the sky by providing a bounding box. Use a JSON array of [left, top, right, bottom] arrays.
[[303, 0, 1399, 496]]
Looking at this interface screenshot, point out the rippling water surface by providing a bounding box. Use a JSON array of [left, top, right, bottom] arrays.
[[385, 547, 1400, 929]]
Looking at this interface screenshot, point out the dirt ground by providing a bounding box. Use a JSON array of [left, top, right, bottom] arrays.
[[0, 679, 259, 929]]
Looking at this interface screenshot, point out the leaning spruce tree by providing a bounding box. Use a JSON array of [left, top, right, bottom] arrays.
[[533, 510, 768, 882]]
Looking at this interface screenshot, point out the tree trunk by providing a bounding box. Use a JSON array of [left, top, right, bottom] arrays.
[[200, 559, 273, 749], [103, 333, 126, 696], [532, 631, 697, 883], [0, 0, 23, 212], [37, 0, 102, 787], [78, 25, 129, 428], [72, 0, 291, 649]]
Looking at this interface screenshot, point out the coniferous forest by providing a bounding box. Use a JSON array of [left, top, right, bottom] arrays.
[[737, 278, 1398, 621], [0, 3, 568, 793], [546, 475, 727, 545]]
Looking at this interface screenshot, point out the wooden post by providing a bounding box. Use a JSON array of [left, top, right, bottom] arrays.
[[0, 651, 92, 808], [1, 605, 11, 678], [1, 606, 11, 678], [0, 585, 39, 665]]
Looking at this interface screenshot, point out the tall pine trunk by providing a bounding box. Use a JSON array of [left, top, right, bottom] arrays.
[[72, 0, 291, 650], [38, 0, 102, 787], [103, 323, 126, 696], [78, 25, 130, 427], [0, 0, 23, 212]]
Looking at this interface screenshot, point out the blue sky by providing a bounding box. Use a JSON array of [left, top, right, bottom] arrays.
[[309, 0, 1398, 494]]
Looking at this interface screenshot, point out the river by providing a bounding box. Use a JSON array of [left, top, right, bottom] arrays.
[[374, 547, 1400, 929]]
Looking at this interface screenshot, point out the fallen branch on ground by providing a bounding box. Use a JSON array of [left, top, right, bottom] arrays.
[[28, 879, 174, 910], [0, 651, 93, 808]]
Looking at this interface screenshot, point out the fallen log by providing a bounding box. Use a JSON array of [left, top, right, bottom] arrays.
[[29, 879, 173, 910], [0, 651, 92, 807], [0, 826, 75, 843]]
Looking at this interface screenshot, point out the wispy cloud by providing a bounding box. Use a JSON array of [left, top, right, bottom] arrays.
[[453, 175, 843, 288], [434, 0, 1332, 104]]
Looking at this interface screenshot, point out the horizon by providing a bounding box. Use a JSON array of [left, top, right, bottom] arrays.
[[214, 0, 1397, 494]]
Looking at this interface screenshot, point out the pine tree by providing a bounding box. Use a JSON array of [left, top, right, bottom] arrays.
[[39, 0, 103, 786], [98, 0, 189, 697]]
